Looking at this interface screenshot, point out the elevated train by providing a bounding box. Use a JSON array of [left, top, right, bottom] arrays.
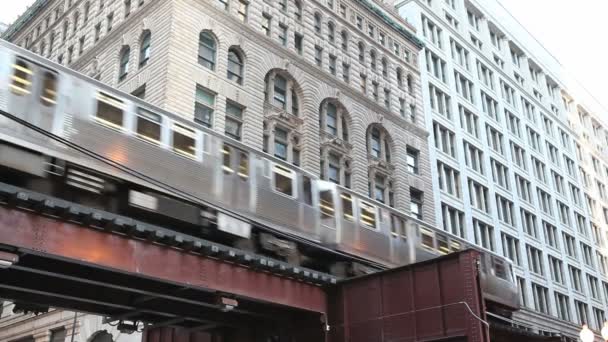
[[0, 40, 519, 311]]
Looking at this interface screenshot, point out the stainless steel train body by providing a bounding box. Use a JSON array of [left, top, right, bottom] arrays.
[[0, 41, 519, 310]]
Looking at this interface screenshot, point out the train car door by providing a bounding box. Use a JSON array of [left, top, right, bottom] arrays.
[[220, 143, 251, 213], [5, 56, 59, 134]]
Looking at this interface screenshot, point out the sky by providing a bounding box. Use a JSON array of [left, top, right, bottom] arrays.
[[1, 1, 606, 115]]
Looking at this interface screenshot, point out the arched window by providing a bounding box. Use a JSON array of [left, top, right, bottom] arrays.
[[118, 46, 130, 81], [367, 125, 391, 163], [314, 13, 322, 34], [319, 100, 351, 187], [327, 22, 335, 43], [358, 42, 365, 63], [294, 0, 302, 21], [227, 47, 244, 85], [396, 68, 404, 88], [263, 70, 302, 166], [367, 125, 394, 205], [139, 30, 151, 68], [198, 31, 217, 70], [370, 50, 376, 71], [341, 30, 348, 51], [265, 71, 299, 116], [381, 57, 388, 78]]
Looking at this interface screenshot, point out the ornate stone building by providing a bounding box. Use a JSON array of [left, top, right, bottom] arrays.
[[5, 0, 433, 222]]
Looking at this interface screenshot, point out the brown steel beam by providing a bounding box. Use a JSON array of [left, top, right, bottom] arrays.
[[0, 206, 327, 313]]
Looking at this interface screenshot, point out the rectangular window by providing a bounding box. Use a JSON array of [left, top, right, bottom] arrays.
[[548, 256, 564, 284], [342, 63, 350, 83], [570, 266, 583, 292], [429, 84, 452, 118], [543, 221, 558, 249], [521, 209, 538, 238], [135, 107, 161, 144], [527, 245, 544, 276], [510, 142, 526, 170], [459, 105, 479, 138], [450, 38, 469, 70], [477, 60, 494, 90], [441, 203, 464, 237], [225, 101, 244, 140], [537, 188, 552, 215], [433, 121, 456, 158], [421, 15, 442, 48], [576, 300, 589, 325], [531, 157, 546, 184], [425, 50, 447, 83], [262, 13, 271, 36], [481, 92, 499, 122], [194, 85, 215, 128], [515, 174, 532, 203], [563, 233, 577, 259], [473, 219, 494, 251], [486, 125, 504, 155], [496, 195, 514, 226], [469, 180, 490, 213], [237, 0, 248, 22], [278, 24, 288, 46], [531, 283, 549, 314], [315, 45, 323, 67], [555, 292, 571, 321], [294, 33, 303, 55], [406, 147, 419, 174], [491, 159, 510, 190], [463, 141, 484, 174], [437, 161, 461, 197], [329, 55, 337, 75], [106, 12, 114, 33], [454, 71, 475, 103], [501, 233, 520, 265]]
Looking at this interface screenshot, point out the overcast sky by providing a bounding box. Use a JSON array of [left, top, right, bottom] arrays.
[[1, 1, 606, 114]]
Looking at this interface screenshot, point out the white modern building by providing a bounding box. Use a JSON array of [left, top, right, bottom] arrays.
[[397, 0, 608, 339]]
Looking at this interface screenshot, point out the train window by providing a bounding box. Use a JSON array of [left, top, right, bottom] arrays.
[[436, 234, 450, 255], [450, 241, 462, 252], [238, 151, 249, 179], [302, 176, 313, 206], [40, 72, 57, 106], [96, 92, 125, 129], [492, 257, 508, 280], [222, 144, 233, 174], [420, 228, 434, 250], [10, 60, 32, 95], [341, 193, 354, 221], [359, 201, 377, 229], [319, 190, 335, 220], [273, 164, 294, 196], [172, 123, 196, 158], [136, 108, 162, 144]]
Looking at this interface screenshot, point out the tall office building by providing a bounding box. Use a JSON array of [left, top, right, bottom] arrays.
[[398, 0, 608, 338]]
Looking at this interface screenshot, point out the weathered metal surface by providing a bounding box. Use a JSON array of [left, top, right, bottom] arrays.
[[328, 250, 488, 342], [0, 206, 327, 313]]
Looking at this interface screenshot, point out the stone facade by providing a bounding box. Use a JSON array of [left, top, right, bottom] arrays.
[[0, 302, 141, 342], [6, 0, 434, 223]]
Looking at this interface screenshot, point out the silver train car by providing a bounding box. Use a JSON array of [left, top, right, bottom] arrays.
[[0, 40, 519, 311]]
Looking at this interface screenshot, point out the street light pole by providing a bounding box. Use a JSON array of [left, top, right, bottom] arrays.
[[580, 324, 594, 342], [601, 321, 608, 342]]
